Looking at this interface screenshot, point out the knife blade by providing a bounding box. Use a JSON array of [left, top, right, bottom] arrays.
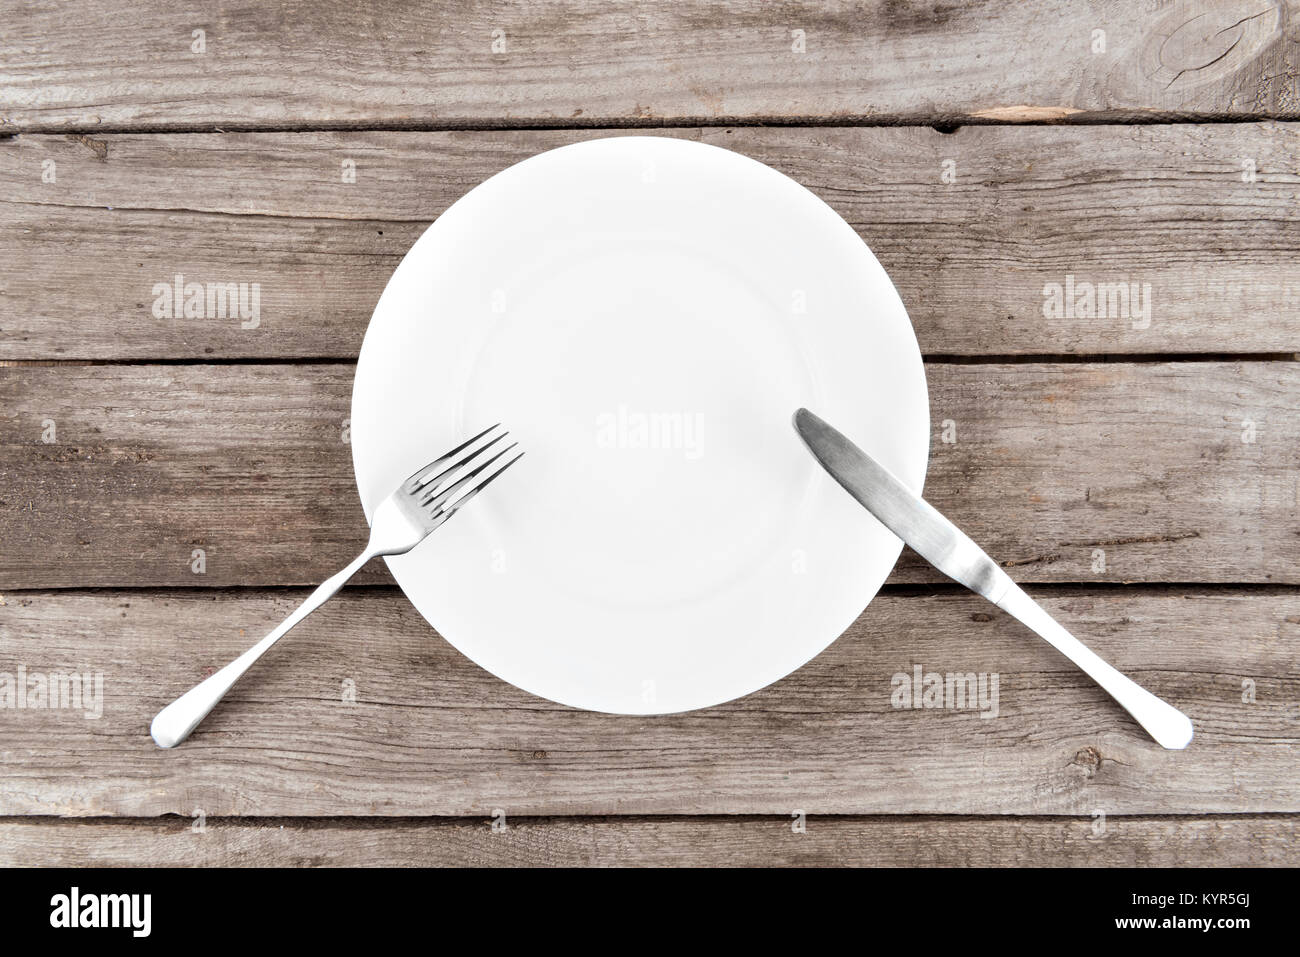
[[793, 407, 1014, 603]]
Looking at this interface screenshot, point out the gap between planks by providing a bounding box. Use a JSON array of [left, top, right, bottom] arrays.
[[3, 582, 1299, 597], [8, 112, 1300, 138], [2, 355, 1298, 368]]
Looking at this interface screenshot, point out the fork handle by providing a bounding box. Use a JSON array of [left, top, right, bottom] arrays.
[[994, 581, 1194, 750], [150, 547, 377, 748]]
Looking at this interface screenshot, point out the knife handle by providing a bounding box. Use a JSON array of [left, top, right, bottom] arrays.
[[994, 582, 1194, 750]]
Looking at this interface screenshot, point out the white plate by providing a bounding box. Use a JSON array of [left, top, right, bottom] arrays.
[[351, 136, 929, 714]]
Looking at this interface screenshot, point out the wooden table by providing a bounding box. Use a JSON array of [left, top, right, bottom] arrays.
[[1, 1, 1297, 866]]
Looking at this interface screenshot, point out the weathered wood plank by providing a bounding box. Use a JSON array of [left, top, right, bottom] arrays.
[[1, 362, 1295, 588], [3, 124, 1299, 359], [0, 588, 1295, 816], [2, 814, 1295, 866], [1, 0, 1294, 131]]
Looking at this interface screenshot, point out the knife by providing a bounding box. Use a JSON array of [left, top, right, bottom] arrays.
[[794, 407, 1193, 750]]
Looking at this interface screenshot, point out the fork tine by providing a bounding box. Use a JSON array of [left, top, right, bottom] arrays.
[[408, 429, 504, 496], [405, 423, 503, 491], [411, 432, 508, 497], [430, 451, 524, 527], [421, 441, 519, 511]]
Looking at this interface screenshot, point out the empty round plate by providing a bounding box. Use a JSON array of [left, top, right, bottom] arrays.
[[351, 135, 929, 714]]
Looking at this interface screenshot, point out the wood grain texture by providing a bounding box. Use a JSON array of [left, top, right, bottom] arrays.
[[3, 0, 1297, 867], [0, 587, 1295, 817], [4, 124, 1300, 360], [1, 362, 1295, 589], [1, 815, 1295, 866], [1, 0, 1296, 131]]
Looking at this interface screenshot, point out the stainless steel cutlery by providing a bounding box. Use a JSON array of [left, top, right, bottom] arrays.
[[153, 409, 1193, 751], [151, 425, 523, 748], [794, 407, 1193, 750]]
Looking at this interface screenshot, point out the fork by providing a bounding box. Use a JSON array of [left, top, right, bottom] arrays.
[[150, 425, 523, 748]]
